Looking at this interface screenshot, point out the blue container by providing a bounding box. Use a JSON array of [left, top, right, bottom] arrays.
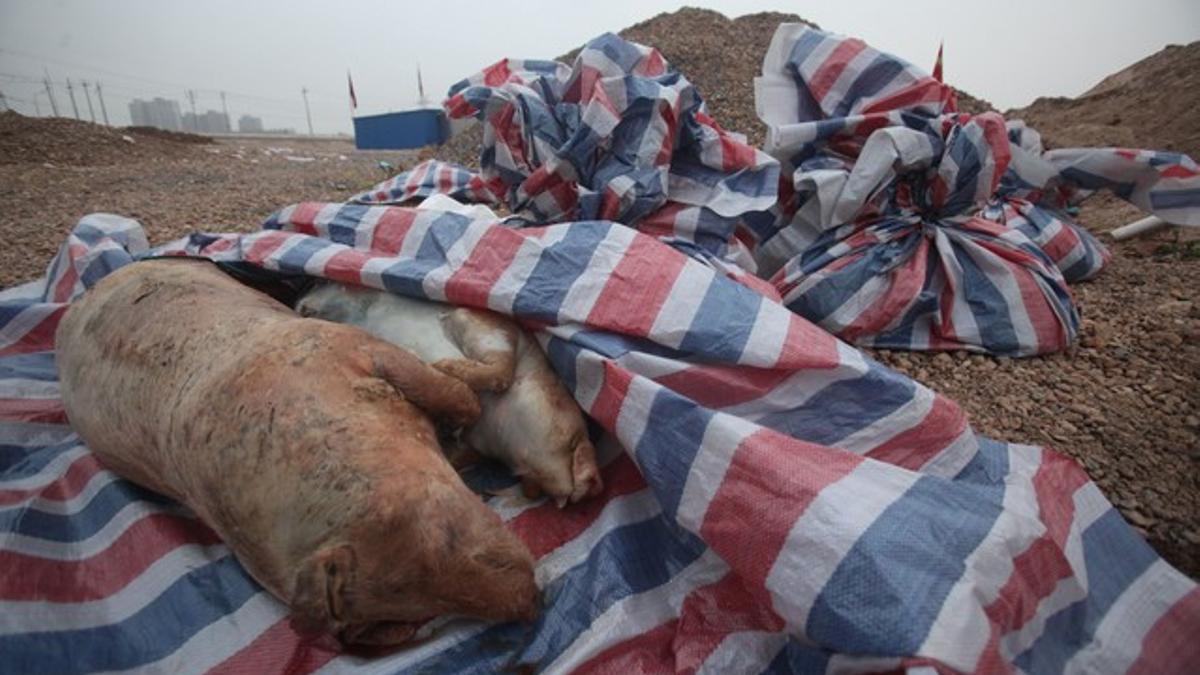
[[353, 109, 448, 150]]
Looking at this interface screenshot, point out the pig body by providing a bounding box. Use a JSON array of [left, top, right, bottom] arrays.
[[55, 260, 538, 645], [297, 283, 603, 506]]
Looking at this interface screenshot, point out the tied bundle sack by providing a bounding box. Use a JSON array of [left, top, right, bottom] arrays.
[[753, 24, 1200, 356], [352, 32, 780, 291], [4, 206, 1197, 672], [986, 120, 1200, 281]]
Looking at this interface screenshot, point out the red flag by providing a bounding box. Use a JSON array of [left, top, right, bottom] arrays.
[[932, 41, 944, 82], [347, 71, 358, 110]]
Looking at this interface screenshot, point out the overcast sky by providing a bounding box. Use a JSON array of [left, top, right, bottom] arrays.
[[1, 0, 1197, 134]]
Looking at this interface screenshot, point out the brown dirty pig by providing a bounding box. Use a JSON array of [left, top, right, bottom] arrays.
[[296, 282, 603, 507], [54, 260, 539, 646]]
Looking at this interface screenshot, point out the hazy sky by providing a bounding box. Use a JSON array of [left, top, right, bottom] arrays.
[[1, 0, 1197, 134]]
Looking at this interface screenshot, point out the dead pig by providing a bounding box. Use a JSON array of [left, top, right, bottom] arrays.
[[55, 260, 538, 646], [297, 283, 603, 506]]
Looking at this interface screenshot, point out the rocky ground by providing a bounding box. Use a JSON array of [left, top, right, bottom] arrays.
[[1, 9, 1196, 578]]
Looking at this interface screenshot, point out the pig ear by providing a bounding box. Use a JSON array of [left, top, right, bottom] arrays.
[[290, 543, 356, 636], [571, 437, 604, 501]]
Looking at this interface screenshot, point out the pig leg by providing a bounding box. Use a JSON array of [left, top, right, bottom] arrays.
[[363, 338, 481, 429], [432, 308, 518, 394]]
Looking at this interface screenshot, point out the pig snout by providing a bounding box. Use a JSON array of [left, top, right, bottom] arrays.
[[410, 495, 540, 627], [517, 435, 604, 509], [377, 487, 538, 630], [289, 473, 539, 646]]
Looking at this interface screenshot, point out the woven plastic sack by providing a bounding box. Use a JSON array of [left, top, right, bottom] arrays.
[[755, 25, 1200, 355]]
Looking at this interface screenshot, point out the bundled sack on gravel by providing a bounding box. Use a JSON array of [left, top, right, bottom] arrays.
[[353, 32, 780, 284], [986, 120, 1200, 280], [753, 24, 1200, 356], [3, 205, 1196, 672]]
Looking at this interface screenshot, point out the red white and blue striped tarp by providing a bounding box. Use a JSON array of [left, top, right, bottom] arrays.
[[2, 205, 1197, 673], [376, 33, 781, 274], [351, 158, 507, 206], [753, 25, 1200, 356]]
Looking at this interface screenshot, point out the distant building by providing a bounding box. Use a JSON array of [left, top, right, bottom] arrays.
[[182, 110, 231, 134], [128, 98, 182, 131], [237, 114, 264, 133]]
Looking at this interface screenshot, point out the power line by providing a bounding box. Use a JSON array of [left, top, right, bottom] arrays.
[[65, 78, 80, 120], [186, 89, 197, 131], [43, 71, 59, 117], [81, 80, 97, 123], [0, 47, 343, 106], [301, 87, 313, 136], [96, 82, 110, 125], [1, 62, 355, 132]]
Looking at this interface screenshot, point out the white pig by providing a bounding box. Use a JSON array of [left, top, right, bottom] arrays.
[[297, 283, 603, 506]]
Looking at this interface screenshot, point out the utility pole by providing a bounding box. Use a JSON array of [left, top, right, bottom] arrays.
[[34, 96, 42, 116], [43, 70, 60, 117], [96, 82, 110, 125], [220, 91, 230, 132], [186, 89, 197, 131], [65, 78, 80, 120], [301, 86, 313, 136], [81, 80, 97, 123], [0, 91, 8, 112]]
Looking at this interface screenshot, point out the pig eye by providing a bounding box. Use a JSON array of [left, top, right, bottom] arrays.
[[390, 582, 416, 597], [474, 551, 520, 572]]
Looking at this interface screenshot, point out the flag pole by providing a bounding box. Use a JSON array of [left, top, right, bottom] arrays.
[[417, 62, 428, 108]]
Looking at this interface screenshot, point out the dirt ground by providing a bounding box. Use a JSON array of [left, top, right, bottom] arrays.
[[0, 116, 416, 286]]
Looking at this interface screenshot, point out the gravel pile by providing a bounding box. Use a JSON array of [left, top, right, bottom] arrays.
[[0, 111, 211, 166], [1007, 41, 1200, 158]]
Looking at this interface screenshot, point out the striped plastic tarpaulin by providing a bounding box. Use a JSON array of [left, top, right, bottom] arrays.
[[2, 205, 1197, 673], [351, 159, 506, 207], [366, 33, 782, 273], [754, 25, 1200, 356]]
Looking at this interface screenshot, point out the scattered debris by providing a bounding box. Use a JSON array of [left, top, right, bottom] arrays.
[[1111, 214, 1171, 241]]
